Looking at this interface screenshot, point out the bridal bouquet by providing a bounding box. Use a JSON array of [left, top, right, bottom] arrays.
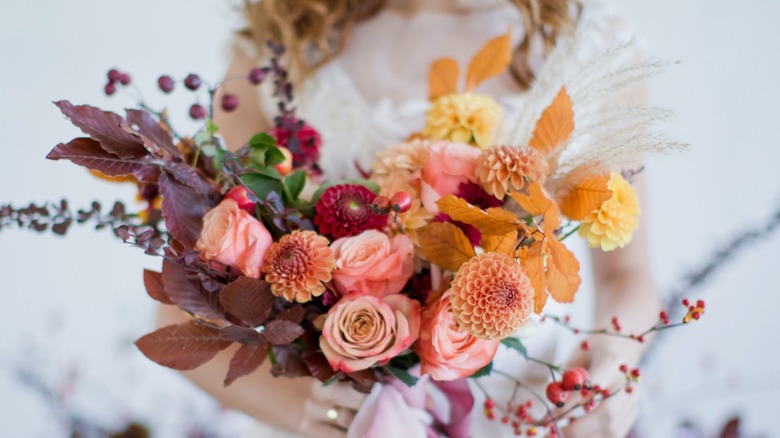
[[6, 34, 702, 436]]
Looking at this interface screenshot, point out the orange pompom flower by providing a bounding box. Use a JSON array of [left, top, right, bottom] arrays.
[[475, 145, 549, 199], [263, 230, 336, 303], [450, 252, 534, 340]]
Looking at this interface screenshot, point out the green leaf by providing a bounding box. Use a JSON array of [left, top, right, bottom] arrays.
[[206, 119, 219, 135], [471, 361, 493, 378], [284, 170, 307, 201], [500, 337, 528, 358], [248, 133, 286, 167], [249, 132, 277, 149], [241, 173, 285, 201], [384, 364, 419, 387], [310, 179, 381, 204]]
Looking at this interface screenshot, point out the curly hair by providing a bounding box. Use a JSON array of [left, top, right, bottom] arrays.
[[240, 0, 581, 89]]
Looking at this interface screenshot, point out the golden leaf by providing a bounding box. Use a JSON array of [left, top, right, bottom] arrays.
[[544, 239, 581, 303], [417, 222, 477, 272], [465, 32, 512, 92], [558, 173, 612, 220], [428, 58, 460, 100], [520, 240, 548, 314], [436, 194, 522, 236], [510, 182, 561, 232], [482, 230, 518, 257], [529, 88, 574, 155]]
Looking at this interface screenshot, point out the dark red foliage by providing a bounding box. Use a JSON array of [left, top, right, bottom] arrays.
[[143, 269, 172, 304], [219, 276, 276, 327], [161, 260, 223, 320], [135, 321, 232, 370], [55, 101, 148, 159], [224, 341, 271, 386]]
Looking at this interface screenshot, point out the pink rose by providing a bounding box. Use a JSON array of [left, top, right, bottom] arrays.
[[414, 289, 500, 381], [421, 141, 481, 212], [320, 293, 421, 373], [331, 230, 414, 297], [195, 199, 273, 278]]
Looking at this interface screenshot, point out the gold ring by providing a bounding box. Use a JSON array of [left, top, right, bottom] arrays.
[[326, 407, 339, 422]]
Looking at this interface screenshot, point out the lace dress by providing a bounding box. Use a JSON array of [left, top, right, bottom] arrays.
[[243, 1, 637, 436]]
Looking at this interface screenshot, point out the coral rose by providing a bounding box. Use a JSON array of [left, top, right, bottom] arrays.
[[195, 199, 273, 278], [420, 141, 481, 213], [331, 230, 414, 297], [320, 293, 421, 373], [414, 289, 500, 381]]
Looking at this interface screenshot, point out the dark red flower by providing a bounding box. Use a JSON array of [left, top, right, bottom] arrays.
[[269, 120, 321, 169], [456, 181, 502, 209], [435, 213, 481, 247], [314, 184, 387, 238]]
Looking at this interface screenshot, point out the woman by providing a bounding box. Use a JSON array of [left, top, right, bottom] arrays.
[[158, 0, 660, 436]]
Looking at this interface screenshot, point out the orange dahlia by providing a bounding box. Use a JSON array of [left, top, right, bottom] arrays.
[[263, 230, 336, 303], [450, 253, 534, 340], [475, 145, 549, 199]]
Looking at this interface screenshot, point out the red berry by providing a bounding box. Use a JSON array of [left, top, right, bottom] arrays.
[[501, 416, 509, 424], [626, 386, 634, 394], [189, 104, 207, 120], [580, 340, 590, 351], [248, 68, 266, 85], [225, 186, 255, 212], [390, 191, 412, 213], [692, 311, 701, 320], [221, 94, 239, 112], [371, 196, 392, 214], [184, 73, 202, 90], [637, 335, 645, 343], [118, 73, 131, 85], [682, 298, 690, 306], [631, 368, 641, 378], [619, 364, 629, 373], [601, 389, 611, 397], [660, 310, 670, 324], [697, 299, 705, 309], [107, 68, 122, 82], [158, 75, 174, 93], [104, 83, 116, 96], [562, 369, 584, 391], [484, 398, 496, 409], [545, 382, 569, 408]]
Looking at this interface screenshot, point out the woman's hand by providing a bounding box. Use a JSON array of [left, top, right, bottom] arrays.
[[299, 380, 367, 437]]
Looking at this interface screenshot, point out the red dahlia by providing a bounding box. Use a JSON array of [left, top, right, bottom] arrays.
[[456, 181, 502, 209], [314, 184, 387, 238], [269, 121, 321, 169]]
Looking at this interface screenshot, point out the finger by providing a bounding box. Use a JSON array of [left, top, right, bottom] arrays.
[[299, 416, 348, 438], [311, 381, 368, 411], [561, 389, 633, 438], [303, 397, 356, 430]]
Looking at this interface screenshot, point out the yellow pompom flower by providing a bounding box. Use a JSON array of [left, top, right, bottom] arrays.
[[422, 93, 501, 149], [578, 172, 640, 251]]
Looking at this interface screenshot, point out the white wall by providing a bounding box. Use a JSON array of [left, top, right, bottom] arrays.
[[0, 1, 778, 437]]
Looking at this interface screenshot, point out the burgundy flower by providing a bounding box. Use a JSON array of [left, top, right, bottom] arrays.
[[314, 184, 387, 238], [456, 181, 502, 209], [269, 120, 321, 169], [434, 213, 481, 247]]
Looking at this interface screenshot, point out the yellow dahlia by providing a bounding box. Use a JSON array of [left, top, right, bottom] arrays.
[[423, 93, 501, 149], [263, 230, 336, 303], [450, 253, 534, 340], [371, 139, 431, 176], [475, 145, 549, 199], [578, 172, 640, 251]]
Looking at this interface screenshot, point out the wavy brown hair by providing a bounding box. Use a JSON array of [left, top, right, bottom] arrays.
[[241, 0, 581, 89]]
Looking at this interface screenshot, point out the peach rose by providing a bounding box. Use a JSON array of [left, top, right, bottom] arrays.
[[195, 199, 273, 278], [421, 141, 481, 212], [331, 230, 414, 297], [320, 293, 421, 373], [414, 289, 500, 381]]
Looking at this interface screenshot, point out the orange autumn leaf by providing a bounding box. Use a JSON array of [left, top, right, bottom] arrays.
[[558, 173, 612, 220], [544, 239, 581, 303], [436, 195, 523, 236], [428, 58, 460, 100], [465, 32, 512, 92], [482, 230, 518, 257], [529, 87, 574, 155], [520, 240, 548, 313], [417, 221, 476, 272], [510, 182, 561, 232]]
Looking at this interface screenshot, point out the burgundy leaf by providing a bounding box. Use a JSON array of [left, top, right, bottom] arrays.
[[224, 341, 270, 386], [47, 138, 158, 181], [166, 161, 218, 195], [347, 369, 379, 394], [219, 276, 275, 327], [143, 269, 172, 305], [220, 325, 263, 345], [270, 346, 309, 378], [302, 351, 337, 383], [126, 109, 177, 156], [162, 260, 223, 320], [263, 320, 304, 345], [159, 171, 216, 248], [135, 321, 231, 370], [719, 417, 740, 438], [276, 305, 305, 324], [55, 101, 148, 159]]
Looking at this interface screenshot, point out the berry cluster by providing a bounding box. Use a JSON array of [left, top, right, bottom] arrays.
[[103, 69, 131, 96], [545, 368, 591, 408], [370, 192, 412, 215], [618, 364, 641, 394], [682, 298, 705, 323]]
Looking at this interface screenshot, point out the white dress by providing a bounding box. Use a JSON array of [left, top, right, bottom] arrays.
[[245, 1, 639, 436]]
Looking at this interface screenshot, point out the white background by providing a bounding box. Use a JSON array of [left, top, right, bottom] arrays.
[[1, 1, 779, 437]]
